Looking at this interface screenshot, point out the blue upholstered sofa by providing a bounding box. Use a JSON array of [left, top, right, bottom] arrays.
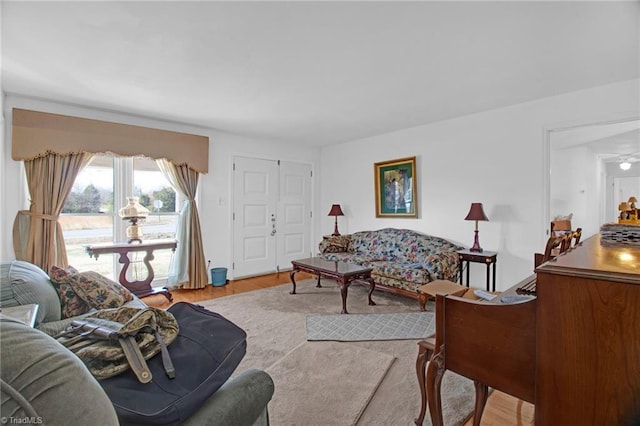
[[319, 228, 463, 310]]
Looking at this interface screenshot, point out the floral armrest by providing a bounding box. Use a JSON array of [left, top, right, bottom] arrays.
[[318, 235, 353, 254], [422, 251, 461, 282]]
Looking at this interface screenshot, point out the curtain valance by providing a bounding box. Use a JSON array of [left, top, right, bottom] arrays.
[[12, 108, 209, 173]]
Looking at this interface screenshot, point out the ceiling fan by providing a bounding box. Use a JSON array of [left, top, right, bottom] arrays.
[[616, 153, 640, 170]]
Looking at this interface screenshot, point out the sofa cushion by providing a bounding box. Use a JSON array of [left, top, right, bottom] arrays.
[[0, 317, 119, 425], [423, 252, 462, 282], [49, 265, 92, 319], [370, 260, 433, 284], [0, 260, 62, 324], [350, 229, 396, 260]]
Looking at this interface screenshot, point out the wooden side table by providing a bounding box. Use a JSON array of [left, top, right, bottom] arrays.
[[458, 249, 498, 292], [85, 239, 177, 301]]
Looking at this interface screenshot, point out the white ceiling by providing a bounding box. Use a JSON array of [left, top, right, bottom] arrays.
[[2, 1, 638, 146], [552, 119, 640, 162]]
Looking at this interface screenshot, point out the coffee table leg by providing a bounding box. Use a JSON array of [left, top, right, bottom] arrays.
[[338, 278, 349, 314], [367, 278, 376, 306], [316, 274, 322, 288], [289, 268, 299, 294]]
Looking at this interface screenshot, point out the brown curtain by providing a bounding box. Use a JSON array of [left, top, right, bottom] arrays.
[[157, 159, 207, 289], [13, 152, 94, 272]]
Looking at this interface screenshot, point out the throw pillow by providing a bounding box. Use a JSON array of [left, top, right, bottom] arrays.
[[49, 265, 91, 319], [69, 271, 134, 309], [323, 235, 352, 253], [49, 265, 79, 284]]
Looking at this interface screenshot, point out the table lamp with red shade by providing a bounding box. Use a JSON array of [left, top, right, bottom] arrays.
[[464, 202, 489, 252], [328, 204, 345, 236]]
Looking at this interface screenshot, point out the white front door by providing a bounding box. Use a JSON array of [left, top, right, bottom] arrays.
[[233, 157, 279, 277], [277, 161, 312, 269], [233, 157, 312, 278]]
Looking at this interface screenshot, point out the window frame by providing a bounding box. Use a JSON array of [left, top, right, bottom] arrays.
[[58, 154, 183, 285]]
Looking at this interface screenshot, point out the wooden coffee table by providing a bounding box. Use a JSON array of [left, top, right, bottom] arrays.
[[289, 257, 376, 314]]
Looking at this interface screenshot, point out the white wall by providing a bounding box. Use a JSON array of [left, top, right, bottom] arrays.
[[550, 145, 602, 239], [1, 95, 322, 274], [320, 79, 639, 290], [3, 80, 638, 288]]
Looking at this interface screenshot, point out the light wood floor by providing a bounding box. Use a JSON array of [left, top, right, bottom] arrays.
[[144, 272, 534, 426]]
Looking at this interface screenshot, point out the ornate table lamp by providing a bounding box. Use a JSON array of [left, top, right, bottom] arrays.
[[628, 197, 638, 220], [464, 202, 489, 252], [619, 202, 631, 220], [328, 204, 345, 236], [119, 197, 150, 243]]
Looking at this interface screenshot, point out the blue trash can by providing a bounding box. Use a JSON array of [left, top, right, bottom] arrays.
[[210, 267, 228, 286]]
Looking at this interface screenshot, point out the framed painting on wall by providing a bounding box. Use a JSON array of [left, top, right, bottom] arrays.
[[374, 156, 417, 218]]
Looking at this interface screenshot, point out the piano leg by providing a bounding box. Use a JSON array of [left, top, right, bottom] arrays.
[[414, 338, 435, 425], [426, 345, 446, 426], [473, 381, 489, 426]]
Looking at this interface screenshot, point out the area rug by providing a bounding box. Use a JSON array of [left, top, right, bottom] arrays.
[[266, 340, 395, 425], [197, 280, 475, 426], [306, 311, 434, 341]]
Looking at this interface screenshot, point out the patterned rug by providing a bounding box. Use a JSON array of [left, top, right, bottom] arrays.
[[306, 311, 434, 341]]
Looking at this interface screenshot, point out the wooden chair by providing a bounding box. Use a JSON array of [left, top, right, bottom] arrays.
[[559, 231, 573, 254], [534, 234, 565, 268], [534, 227, 582, 268], [421, 292, 537, 426], [572, 227, 583, 247], [550, 219, 572, 237]]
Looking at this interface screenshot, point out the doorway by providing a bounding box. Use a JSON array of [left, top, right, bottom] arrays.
[[546, 116, 640, 239], [232, 156, 312, 278]]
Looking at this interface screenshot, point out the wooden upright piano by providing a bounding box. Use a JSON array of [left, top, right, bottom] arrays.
[[535, 234, 640, 425], [422, 234, 640, 425]]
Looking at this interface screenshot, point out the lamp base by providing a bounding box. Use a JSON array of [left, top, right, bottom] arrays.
[[126, 219, 144, 243], [332, 217, 341, 236], [470, 230, 483, 252]]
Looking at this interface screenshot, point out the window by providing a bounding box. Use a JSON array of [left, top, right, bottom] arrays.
[[61, 155, 179, 283]]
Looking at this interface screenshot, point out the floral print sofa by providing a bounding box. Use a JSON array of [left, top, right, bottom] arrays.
[[318, 228, 463, 310]]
